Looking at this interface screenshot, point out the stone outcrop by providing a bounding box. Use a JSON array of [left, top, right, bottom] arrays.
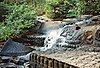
[[39, 15, 100, 51]]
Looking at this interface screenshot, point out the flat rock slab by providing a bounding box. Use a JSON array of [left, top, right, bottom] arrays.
[[33, 51, 100, 68]]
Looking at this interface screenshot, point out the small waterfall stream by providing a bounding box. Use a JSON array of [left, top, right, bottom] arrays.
[[40, 25, 84, 51], [40, 28, 64, 51], [34, 15, 100, 51]]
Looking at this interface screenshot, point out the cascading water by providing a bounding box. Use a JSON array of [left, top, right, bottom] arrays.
[[38, 15, 100, 51], [40, 24, 84, 51], [40, 28, 65, 51]]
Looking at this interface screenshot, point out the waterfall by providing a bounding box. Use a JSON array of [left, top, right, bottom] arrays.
[[40, 24, 83, 51], [39, 15, 98, 51], [40, 28, 64, 51]]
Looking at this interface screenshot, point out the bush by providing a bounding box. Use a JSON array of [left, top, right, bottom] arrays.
[[0, 23, 13, 40], [48, 0, 86, 19], [3, 0, 100, 18], [0, 4, 36, 40], [49, 0, 100, 18], [84, 0, 100, 15], [0, 2, 9, 22], [3, 0, 32, 5]]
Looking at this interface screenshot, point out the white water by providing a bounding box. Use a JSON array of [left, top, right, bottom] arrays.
[[39, 16, 92, 51], [40, 28, 66, 51], [40, 25, 74, 51]]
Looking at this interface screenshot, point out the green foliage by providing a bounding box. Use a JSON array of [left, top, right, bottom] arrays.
[[0, 2, 8, 15], [3, 0, 33, 5], [7, 4, 36, 34], [0, 2, 9, 22], [0, 23, 13, 40], [47, 0, 86, 18], [84, 0, 100, 15], [2, 0, 100, 18], [0, 0, 100, 40], [46, 0, 99, 18], [6, 4, 36, 28], [66, 0, 86, 17], [0, 3, 36, 40]]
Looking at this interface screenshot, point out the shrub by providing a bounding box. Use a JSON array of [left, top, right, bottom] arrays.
[[48, 0, 86, 19], [0, 23, 13, 40], [84, 0, 100, 15], [0, 4, 36, 40], [45, 0, 100, 18], [0, 2, 9, 22], [3, 0, 32, 5], [47, 0, 99, 18], [3, 0, 100, 18]]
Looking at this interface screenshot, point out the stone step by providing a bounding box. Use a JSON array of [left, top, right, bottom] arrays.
[[30, 53, 79, 68]]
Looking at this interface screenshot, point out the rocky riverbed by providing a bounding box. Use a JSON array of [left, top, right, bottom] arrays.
[[0, 15, 99, 68], [31, 15, 100, 68]]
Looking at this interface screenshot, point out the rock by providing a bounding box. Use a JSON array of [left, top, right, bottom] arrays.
[[65, 40, 81, 44], [92, 15, 100, 21], [62, 18, 78, 25], [35, 15, 100, 52], [80, 15, 93, 20], [63, 18, 77, 22], [87, 35, 92, 39]]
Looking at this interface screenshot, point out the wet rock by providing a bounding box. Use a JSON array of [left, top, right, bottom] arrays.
[[92, 15, 100, 21], [62, 18, 78, 25], [35, 15, 100, 52], [80, 15, 93, 20]]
